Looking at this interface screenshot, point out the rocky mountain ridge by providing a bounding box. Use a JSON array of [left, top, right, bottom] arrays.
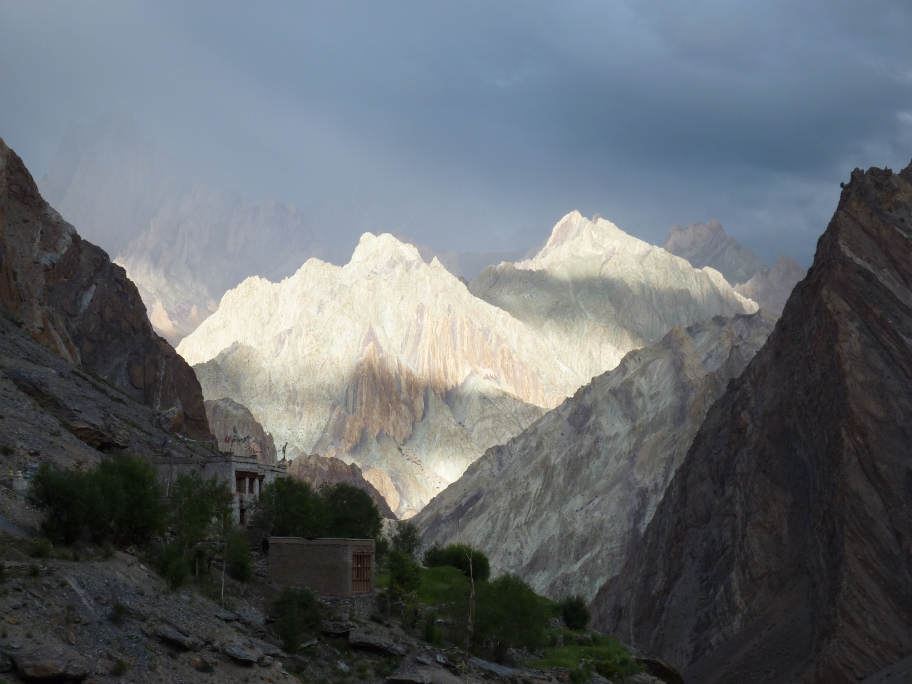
[[414, 311, 775, 602], [470, 210, 758, 377], [593, 161, 912, 683], [0, 137, 210, 439], [179, 215, 758, 517]]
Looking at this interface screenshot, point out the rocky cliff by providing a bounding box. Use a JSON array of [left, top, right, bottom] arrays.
[[0, 137, 210, 439], [205, 397, 276, 464], [286, 453, 396, 519], [662, 220, 766, 285], [414, 312, 774, 602], [470, 211, 758, 379], [593, 161, 912, 683]]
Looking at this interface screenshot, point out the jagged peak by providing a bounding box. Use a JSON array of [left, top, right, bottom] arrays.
[[349, 232, 427, 268], [520, 210, 644, 268]]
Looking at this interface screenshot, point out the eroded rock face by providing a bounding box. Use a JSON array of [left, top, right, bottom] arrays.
[[470, 211, 758, 379], [0, 137, 210, 439], [414, 312, 774, 602], [286, 453, 396, 519], [593, 162, 912, 683], [205, 397, 276, 464]]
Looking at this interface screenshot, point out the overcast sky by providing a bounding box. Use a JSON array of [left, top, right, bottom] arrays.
[[2, 1, 911, 266]]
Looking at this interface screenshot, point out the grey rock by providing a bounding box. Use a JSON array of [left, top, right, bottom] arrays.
[[222, 642, 261, 665], [13, 644, 90, 680], [387, 663, 463, 684], [321, 620, 356, 637], [468, 656, 514, 677], [348, 628, 406, 656], [154, 624, 201, 651]]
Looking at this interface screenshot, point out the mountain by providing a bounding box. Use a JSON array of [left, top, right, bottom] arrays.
[[177, 233, 567, 517], [0, 137, 210, 439], [179, 215, 760, 517], [592, 161, 912, 683], [663, 220, 806, 313], [414, 312, 774, 602], [734, 253, 807, 314], [470, 211, 758, 379], [286, 453, 396, 519], [205, 397, 276, 464], [663, 220, 767, 285]]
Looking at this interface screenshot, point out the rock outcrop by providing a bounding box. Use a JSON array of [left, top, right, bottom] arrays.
[[0, 137, 210, 439], [663, 220, 767, 286], [414, 312, 774, 602], [470, 211, 758, 379], [286, 453, 396, 519], [205, 398, 276, 464], [593, 162, 912, 683], [734, 253, 807, 314]]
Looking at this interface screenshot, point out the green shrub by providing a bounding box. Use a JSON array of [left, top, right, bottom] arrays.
[[560, 595, 590, 631], [534, 634, 642, 680], [423, 544, 490, 582], [31, 457, 163, 547], [225, 528, 253, 582], [387, 550, 421, 599], [158, 542, 191, 589], [254, 479, 382, 540], [318, 483, 382, 539], [391, 521, 420, 558], [474, 574, 549, 662], [274, 587, 322, 653], [28, 537, 52, 560]]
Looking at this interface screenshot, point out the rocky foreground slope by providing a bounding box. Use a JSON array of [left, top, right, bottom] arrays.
[[0, 137, 210, 439], [593, 162, 912, 683], [179, 216, 756, 517], [414, 312, 774, 602]]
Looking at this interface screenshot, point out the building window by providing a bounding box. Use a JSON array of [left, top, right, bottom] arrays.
[[352, 550, 372, 593]]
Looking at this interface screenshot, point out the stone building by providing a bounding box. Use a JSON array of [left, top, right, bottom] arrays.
[[152, 449, 286, 524], [268, 537, 375, 596]]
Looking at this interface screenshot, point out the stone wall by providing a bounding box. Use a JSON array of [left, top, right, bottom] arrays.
[[268, 537, 375, 597]]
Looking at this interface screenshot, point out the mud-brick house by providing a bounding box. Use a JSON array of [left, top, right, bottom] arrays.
[[268, 537, 375, 596]]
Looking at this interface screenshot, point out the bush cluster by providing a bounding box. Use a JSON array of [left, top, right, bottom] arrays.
[[274, 586, 322, 653], [252, 479, 382, 541], [560, 595, 591, 631], [423, 543, 490, 582], [32, 458, 164, 546]]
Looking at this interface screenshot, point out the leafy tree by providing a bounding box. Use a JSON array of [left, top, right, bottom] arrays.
[[253, 478, 322, 538], [391, 520, 420, 558], [319, 483, 382, 539], [560, 595, 591, 631], [475, 574, 549, 662], [387, 549, 421, 599], [423, 543, 490, 582], [31, 457, 164, 547], [225, 528, 253, 582]]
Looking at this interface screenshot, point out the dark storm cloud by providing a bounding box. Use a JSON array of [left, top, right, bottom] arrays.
[[1, 0, 910, 266]]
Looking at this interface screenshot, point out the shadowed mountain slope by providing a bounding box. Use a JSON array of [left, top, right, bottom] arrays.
[[593, 161, 912, 683], [0, 137, 210, 439]]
